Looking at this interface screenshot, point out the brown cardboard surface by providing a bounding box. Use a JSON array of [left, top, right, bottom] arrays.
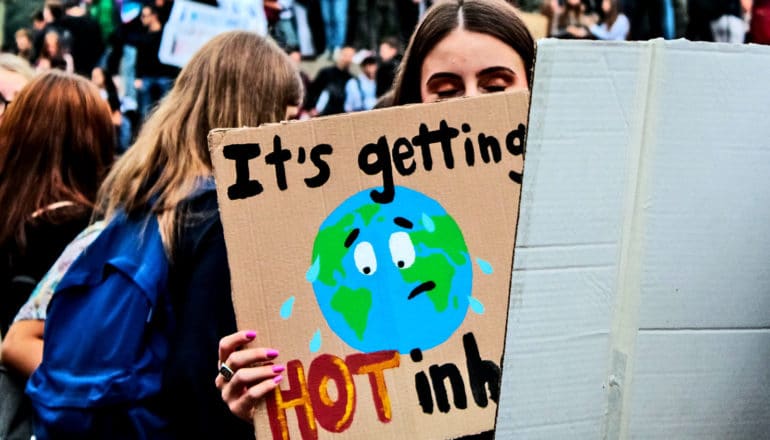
[[209, 91, 528, 440]]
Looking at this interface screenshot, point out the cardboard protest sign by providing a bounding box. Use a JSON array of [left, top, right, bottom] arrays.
[[209, 91, 528, 439], [497, 39, 770, 439], [159, 0, 267, 68]]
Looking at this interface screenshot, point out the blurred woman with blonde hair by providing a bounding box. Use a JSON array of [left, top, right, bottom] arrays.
[[0, 54, 35, 123], [26, 31, 302, 439]]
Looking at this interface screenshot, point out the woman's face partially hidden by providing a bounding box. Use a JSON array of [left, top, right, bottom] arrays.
[[420, 28, 528, 103]]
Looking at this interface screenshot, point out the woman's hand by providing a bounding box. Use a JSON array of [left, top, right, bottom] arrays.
[[215, 330, 284, 422]]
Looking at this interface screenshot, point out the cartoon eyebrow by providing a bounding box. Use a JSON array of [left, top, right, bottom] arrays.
[[344, 228, 360, 248], [394, 217, 413, 229]]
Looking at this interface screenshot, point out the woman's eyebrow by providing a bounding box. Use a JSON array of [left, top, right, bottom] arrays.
[[476, 66, 516, 78], [426, 72, 463, 83]]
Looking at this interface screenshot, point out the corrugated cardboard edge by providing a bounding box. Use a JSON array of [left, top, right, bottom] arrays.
[[601, 39, 663, 440]]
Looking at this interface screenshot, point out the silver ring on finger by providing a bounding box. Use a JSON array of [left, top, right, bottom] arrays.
[[219, 363, 235, 382]]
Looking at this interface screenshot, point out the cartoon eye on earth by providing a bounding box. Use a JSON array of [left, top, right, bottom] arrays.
[[353, 241, 377, 275], [389, 231, 415, 269]]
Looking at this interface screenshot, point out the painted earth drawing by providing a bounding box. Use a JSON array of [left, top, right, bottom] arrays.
[[308, 186, 472, 354]]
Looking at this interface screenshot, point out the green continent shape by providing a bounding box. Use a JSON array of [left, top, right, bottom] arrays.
[[409, 215, 468, 266], [401, 253, 455, 312], [312, 213, 355, 287], [330, 286, 372, 340], [311, 203, 381, 287], [355, 203, 381, 226]]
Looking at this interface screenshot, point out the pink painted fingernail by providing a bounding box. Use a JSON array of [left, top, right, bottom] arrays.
[[273, 375, 283, 384], [272, 365, 285, 373], [245, 331, 257, 339], [266, 349, 279, 358]]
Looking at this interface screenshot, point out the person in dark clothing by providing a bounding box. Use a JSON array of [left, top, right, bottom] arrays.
[[350, 0, 399, 50], [155, 0, 175, 23], [91, 66, 126, 153], [135, 4, 180, 119], [0, 72, 114, 338], [59, 0, 105, 76], [163, 188, 254, 439], [376, 36, 401, 97], [624, 0, 675, 40], [33, 0, 69, 64], [397, 0, 422, 45], [307, 45, 354, 115], [686, 0, 743, 42]]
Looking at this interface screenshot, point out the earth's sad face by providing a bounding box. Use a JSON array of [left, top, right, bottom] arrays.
[[309, 186, 472, 354]]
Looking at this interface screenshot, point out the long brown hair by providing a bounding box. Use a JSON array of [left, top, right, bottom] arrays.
[[602, 0, 621, 29], [391, 0, 534, 105], [0, 71, 114, 250], [557, 0, 587, 30], [95, 31, 303, 255]]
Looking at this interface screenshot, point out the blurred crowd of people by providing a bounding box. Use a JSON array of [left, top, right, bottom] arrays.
[[2, 0, 769, 141], [537, 0, 768, 43], [0, 0, 768, 438], [4, 0, 180, 153]]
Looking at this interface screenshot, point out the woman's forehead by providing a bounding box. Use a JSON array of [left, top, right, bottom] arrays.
[[420, 29, 525, 79]]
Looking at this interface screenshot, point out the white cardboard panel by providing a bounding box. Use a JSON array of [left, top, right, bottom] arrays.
[[629, 330, 770, 439], [499, 39, 770, 439], [499, 39, 649, 438], [637, 43, 770, 329]]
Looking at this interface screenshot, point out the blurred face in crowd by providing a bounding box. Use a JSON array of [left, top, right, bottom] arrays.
[[15, 34, 32, 52], [141, 7, 157, 27], [420, 29, 528, 103], [44, 32, 61, 56], [91, 67, 105, 88], [379, 42, 397, 62], [362, 62, 377, 80], [33, 17, 46, 31], [289, 50, 302, 66], [336, 47, 355, 70], [0, 69, 29, 121]]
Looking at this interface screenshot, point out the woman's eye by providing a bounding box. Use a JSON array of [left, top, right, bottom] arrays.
[[484, 85, 508, 93], [389, 232, 416, 269], [434, 88, 459, 99], [353, 241, 377, 275], [480, 72, 516, 93]]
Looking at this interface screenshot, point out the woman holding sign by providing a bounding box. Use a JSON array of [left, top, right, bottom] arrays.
[[216, 0, 535, 429]]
